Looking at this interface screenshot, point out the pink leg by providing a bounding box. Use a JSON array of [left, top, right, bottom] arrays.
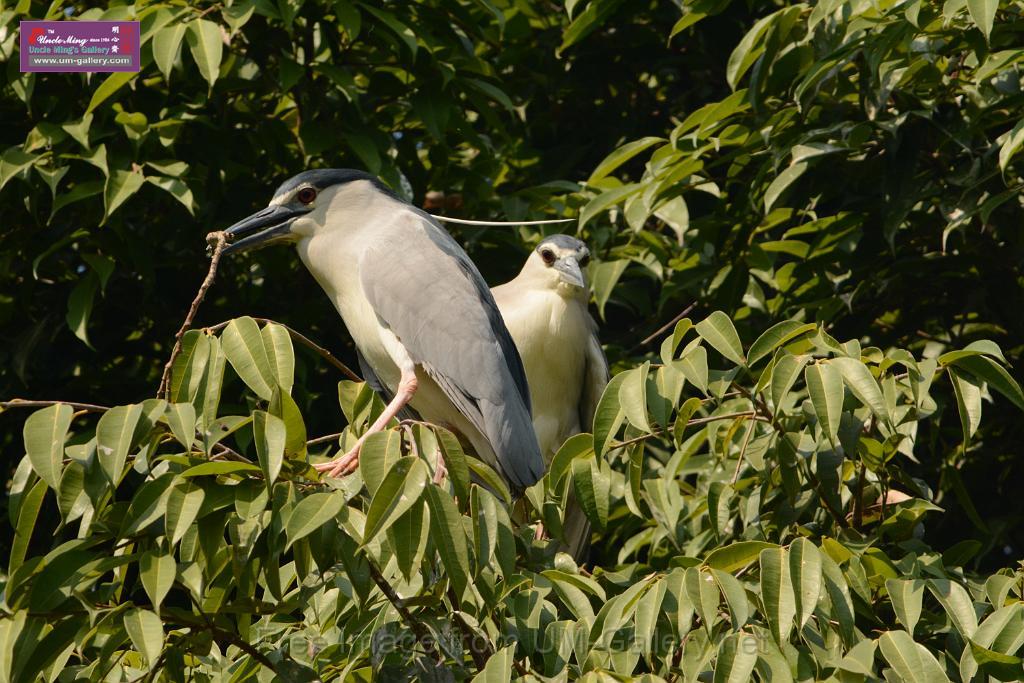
[[314, 369, 418, 478]]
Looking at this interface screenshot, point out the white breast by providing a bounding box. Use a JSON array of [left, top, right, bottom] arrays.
[[497, 290, 590, 458]]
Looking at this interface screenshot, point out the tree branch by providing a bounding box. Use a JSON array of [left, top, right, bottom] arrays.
[[365, 555, 443, 664], [157, 232, 227, 399], [0, 399, 109, 413], [629, 302, 697, 352]]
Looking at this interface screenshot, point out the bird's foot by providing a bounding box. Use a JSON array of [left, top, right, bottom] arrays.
[[314, 446, 361, 478], [432, 457, 448, 484]]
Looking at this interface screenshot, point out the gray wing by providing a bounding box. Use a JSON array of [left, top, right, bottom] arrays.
[[579, 315, 610, 433], [359, 210, 544, 492], [357, 350, 420, 422]]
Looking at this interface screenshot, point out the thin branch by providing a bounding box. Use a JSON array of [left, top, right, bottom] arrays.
[[204, 317, 360, 382], [307, 432, 344, 446], [731, 416, 755, 484], [0, 399, 109, 413], [629, 302, 697, 352], [365, 556, 443, 663], [608, 411, 769, 452], [157, 232, 227, 399]]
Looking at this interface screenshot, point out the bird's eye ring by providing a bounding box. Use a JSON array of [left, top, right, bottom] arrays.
[[297, 187, 317, 205], [540, 249, 556, 265]]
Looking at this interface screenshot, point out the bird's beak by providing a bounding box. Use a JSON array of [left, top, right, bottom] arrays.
[[554, 256, 586, 288], [222, 205, 306, 254]]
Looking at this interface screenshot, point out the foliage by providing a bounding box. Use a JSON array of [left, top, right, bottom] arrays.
[[5, 314, 1024, 680], [4, 0, 1024, 680], [573, 0, 1024, 564]]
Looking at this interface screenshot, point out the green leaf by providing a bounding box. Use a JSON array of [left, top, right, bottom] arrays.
[[359, 430, 403, 496], [886, 578, 925, 635], [181, 460, 261, 477], [713, 632, 758, 683], [170, 331, 210, 405], [388, 498, 428, 581], [618, 362, 652, 432], [968, 640, 1024, 681], [593, 371, 629, 457], [362, 457, 429, 543], [588, 137, 664, 184], [103, 170, 145, 222], [879, 630, 951, 683], [704, 541, 778, 572], [285, 491, 346, 548], [831, 357, 889, 424], [269, 388, 307, 458], [23, 404, 73, 490], [222, 317, 276, 399], [590, 259, 630, 320], [770, 351, 808, 410], [0, 148, 39, 191], [789, 538, 821, 629], [928, 579, 979, 638], [685, 567, 720, 635], [695, 311, 745, 366], [9, 480, 46, 575], [579, 183, 641, 229], [673, 345, 709, 395], [86, 72, 135, 113], [165, 478, 205, 545], [949, 366, 983, 444], [711, 569, 750, 630], [123, 608, 163, 668], [804, 362, 844, 446], [471, 645, 514, 683], [821, 553, 856, 646], [139, 551, 176, 613], [261, 322, 295, 393], [634, 577, 666, 656], [572, 457, 610, 530], [186, 19, 224, 88], [146, 176, 196, 214], [435, 427, 471, 505], [950, 354, 1024, 412], [764, 162, 808, 212], [359, 3, 418, 56], [252, 411, 286, 486], [747, 321, 816, 366], [559, 0, 627, 53], [96, 403, 144, 485], [165, 403, 196, 450], [424, 485, 471, 597], [65, 274, 97, 348], [707, 481, 734, 539], [152, 23, 187, 80], [759, 547, 795, 644], [726, 10, 781, 88], [998, 119, 1024, 173], [967, 0, 997, 40]]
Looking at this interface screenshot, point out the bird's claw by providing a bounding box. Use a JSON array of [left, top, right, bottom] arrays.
[[314, 447, 361, 478]]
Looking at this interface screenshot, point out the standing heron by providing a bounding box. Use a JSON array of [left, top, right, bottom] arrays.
[[492, 235, 609, 558], [222, 169, 544, 493]]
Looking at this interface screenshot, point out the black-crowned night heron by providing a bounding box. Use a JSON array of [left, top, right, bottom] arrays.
[[492, 235, 609, 557], [222, 169, 545, 493]]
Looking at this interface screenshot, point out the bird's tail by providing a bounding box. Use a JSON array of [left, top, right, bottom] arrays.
[[480, 398, 545, 495]]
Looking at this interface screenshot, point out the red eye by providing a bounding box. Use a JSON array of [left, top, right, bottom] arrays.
[[540, 249, 556, 265], [297, 187, 317, 204]]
